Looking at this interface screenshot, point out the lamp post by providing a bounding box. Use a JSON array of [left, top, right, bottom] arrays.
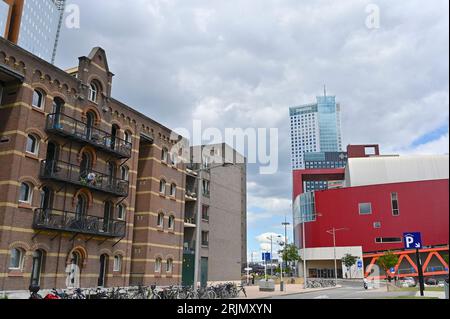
[[326, 227, 349, 286], [192, 162, 234, 289], [282, 217, 290, 276]]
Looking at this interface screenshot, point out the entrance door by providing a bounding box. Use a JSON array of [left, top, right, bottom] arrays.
[[30, 250, 43, 286], [200, 257, 208, 288], [182, 253, 195, 287], [98, 254, 108, 287]]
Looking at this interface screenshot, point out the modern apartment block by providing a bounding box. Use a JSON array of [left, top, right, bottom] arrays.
[[1, 0, 65, 63], [182, 143, 247, 287], [289, 92, 343, 170], [0, 37, 189, 291]]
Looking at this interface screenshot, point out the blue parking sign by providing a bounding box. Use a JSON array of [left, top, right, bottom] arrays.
[[357, 260, 363, 269], [403, 232, 422, 249], [262, 252, 271, 262]]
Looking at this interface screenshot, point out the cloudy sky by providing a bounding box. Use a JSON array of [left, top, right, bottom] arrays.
[[56, 0, 449, 261]]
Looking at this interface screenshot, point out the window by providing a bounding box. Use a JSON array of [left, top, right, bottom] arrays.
[[120, 166, 129, 181], [159, 179, 166, 194], [202, 180, 210, 196], [168, 215, 175, 230], [32, 90, 44, 109], [375, 237, 402, 244], [170, 183, 177, 197], [391, 192, 400, 216], [26, 134, 39, 155], [124, 131, 132, 143], [113, 255, 122, 272], [19, 182, 32, 203], [373, 222, 381, 229], [201, 231, 209, 246], [88, 82, 98, 103], [117, 204, 126, 220], [155, 258, 162, 273], [9, 248, 24, 270], [161, 148, 169, 163], [202, 205, 209, 221], [365, 147, 377, 156], [157, 213, 164, 227], [359, 203, 372, 215], [166, 258, 173, 273]]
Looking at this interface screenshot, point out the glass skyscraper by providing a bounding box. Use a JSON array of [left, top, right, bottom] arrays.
[[0, 0, 65, 63], [18, 0, 65, 63], [289, 93, 343, 170], [0, 1, 9, 37]]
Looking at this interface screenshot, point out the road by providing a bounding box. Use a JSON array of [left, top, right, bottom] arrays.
[[268, 280, 418, 299]]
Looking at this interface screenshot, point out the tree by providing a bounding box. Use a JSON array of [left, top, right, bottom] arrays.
[[280, 244, 302, 276], [377, 251, 399, 291], [341, 254, 358, 279]]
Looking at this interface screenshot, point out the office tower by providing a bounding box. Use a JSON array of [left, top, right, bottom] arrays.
[[0, 0, 65, 63], [289, 91, 343, 170]]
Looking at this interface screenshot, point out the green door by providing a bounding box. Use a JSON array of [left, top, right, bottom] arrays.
[[200, 257, 208, 288], [182, 253, 195, 287]]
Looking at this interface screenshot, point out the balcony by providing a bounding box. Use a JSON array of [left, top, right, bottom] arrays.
[[33, 208, 126, 238], [40, 160, 129, 197], [45, 113, 132, 159], [185, 190, 197, 201], [183, 241, 196, 255], [184, 217, 196, 228]]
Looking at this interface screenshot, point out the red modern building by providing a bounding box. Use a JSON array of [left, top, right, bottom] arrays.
[[293, 147, 449, 280]]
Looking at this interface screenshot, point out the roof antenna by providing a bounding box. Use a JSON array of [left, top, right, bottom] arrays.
[[324, 84, 327, 97]]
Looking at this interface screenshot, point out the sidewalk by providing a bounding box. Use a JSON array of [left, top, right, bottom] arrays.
[[238, 284, 342, 299], [414, 291, 446, 299]]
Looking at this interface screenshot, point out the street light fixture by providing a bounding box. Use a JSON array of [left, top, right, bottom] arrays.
[[325, 227, 349, 286], [192, 161, 234, 289]]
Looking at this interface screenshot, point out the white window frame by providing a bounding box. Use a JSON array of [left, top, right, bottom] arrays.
[[26, 134, 39, 155], [113, 255, 122, 272], [155, 258, 162, 273], [32, 90, 45, 109], [170, 184, 177, 197], [358, 203, 372, 215], [88, 82, 98, 103], [168, 215, 175, 230], [19, 182, 33, 204], [117, 205, 126, 221], [121, 166, 129, 181], [157, 213, 164, 228], [166, 259, 173, 273], [391, 192, 400, 216], [159, 180, 166, 194], [9, 248, 24, 270]]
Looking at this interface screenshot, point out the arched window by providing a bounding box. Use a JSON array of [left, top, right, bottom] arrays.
[[159, 179, 166, 194], [161, 147, 169, 163], [157, 212, 164, 227], [31, 250, 45, 286], [124, 131, 132, 144], [75, 194, 88, 220], [170, 183, 177, 197], [26, 134, 39, 155], [68, 250, 82, 288], [166, 258, 173, 273], [117, 204, 126, 220], [88, 82, 99, 103], [9, 248, 25, 270], [155, 257, 162, 273], [113, 255, 122, 272], [32, 90, 44, 109], [120, 166, 129, 181], [168, 215, 175, 230], [40, 186, 53, 211], [19, 182, 32, 203], [86, 111, 96, 139], [103, 201, 113, 233]]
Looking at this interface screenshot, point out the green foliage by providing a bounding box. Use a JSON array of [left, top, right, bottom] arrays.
[[281, 244, 302, 263], [342, 254, 358, 269], [443, 254, 449, 265], [377, 251, 399, 272]]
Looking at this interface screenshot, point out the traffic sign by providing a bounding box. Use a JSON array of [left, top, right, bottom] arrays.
[[403, 232, 422, 250], [357, 260, 363, 269], [262, 252, 271, 262], [390, 267, 395, 273], [244, 267, 252, 271]]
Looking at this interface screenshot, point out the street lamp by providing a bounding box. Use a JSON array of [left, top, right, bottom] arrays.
[[325, 227, 349, 286], [192, 161, 234, 289], [300, 213, 321, 289], [282, 217, 290, 276], [266, 234, 282, 277]]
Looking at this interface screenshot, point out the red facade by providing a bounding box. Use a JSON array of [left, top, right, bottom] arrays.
[[294, 179, 449, 253]]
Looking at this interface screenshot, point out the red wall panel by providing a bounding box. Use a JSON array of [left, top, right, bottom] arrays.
[[294, 179, 449, 253]]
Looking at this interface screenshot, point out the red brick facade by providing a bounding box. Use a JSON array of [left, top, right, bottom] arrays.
[[0, 38, 187, 291]]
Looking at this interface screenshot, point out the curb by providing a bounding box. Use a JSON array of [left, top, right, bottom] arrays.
[[242, 285, 343, 299]]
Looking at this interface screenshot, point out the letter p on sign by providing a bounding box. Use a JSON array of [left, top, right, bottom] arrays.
[[403, 232, 422, 250]]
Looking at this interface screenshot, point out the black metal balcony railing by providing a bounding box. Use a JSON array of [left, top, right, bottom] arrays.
[[33, 208, 126, 238], [40, 160, 129, 197], [46, 113, 132, 158]]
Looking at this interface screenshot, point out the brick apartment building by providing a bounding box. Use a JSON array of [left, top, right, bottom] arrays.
[[0, 37, 192, 291]]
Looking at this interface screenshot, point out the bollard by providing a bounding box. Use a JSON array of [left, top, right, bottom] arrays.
[[280, 281, 284, 292]]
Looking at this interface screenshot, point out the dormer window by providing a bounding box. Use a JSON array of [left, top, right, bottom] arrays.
[[88, 82, 99, 103]]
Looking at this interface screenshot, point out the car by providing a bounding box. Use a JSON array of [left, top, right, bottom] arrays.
[[425, 277, 439, 286], [400, 277, 417, 287]]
